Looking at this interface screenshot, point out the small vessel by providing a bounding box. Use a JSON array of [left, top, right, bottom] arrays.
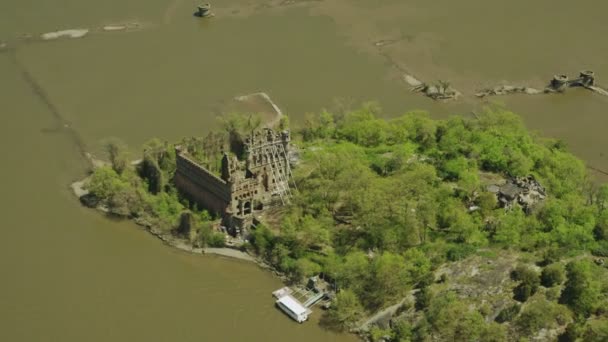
[[276, 295, 310, 323]]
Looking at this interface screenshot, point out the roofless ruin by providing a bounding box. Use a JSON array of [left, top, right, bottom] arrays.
[[174, 128, 296, 236]]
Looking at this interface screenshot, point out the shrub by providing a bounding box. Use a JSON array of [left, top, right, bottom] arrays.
[[546, 287, 561, 301], [511, 265, 540, 302], [591, 241, 608, 257], [446, 244, 476, 261], [415, 286, 434, 311], [541, 263, 565, 287], [560, 260, 602, 317], [495, 304, 521, 323], [516, 300, 571, 334], [327, 289, 364, 328]]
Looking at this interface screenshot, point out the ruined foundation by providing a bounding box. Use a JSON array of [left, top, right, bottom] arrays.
[[477, 70, 607, 98], [174, 128, 295, 236]]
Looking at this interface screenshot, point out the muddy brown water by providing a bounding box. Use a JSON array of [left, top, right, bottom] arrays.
[[1, 1, 607, 340]]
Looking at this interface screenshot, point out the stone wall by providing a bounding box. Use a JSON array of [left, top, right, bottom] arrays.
[[174, 149, 231, 216]]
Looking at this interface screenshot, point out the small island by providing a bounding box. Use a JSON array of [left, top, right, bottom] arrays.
[[74, 104, 608, 341]]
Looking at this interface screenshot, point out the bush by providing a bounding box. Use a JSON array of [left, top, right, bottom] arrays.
[[541, 263, 565, 287], [546, 287, 561, 301], [369, 326, 394, 342], [516, 300, 571, 334], [446, 244, 476, 261], [511, 265, 540, 302], [558, 323, 584, 342], [495, 304, 520, 323], [197, 223, 226, 247], [513, 283, 535, 302], [583, 319, 608, 342], [415, 286, 433, 311], [392, 321, 413, 341], [591, 241, 608, 257], [207, 232, 226, 247], [560, 260, 602, 317], [327, 289, 364, 328]]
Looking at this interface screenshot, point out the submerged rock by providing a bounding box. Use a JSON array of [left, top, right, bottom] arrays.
[[102, 25, 126, 32], [403, 74, 423, 87], [41, 29, 89, 40]]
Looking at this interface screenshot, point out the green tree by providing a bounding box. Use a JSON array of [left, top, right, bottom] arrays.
[[541, 263, 565, 287], [249, 224, 275, 257], [105, 140, 130, 175], [327, 289, 364, 328], [516, 299, 571, 335], [594, 210, 608, 241], [415, 286, 433, 311], [560, 260, 601, 317], [366, 252, 410, 309], [480, 322, 508, 342], [86, 166, 127, 200], [141, 154, 164, 194], [583, 319, 608, 342], [293, 258, 322, 280], [511, 264, 540, 302], [425, 292, 485, 342], [495, 304, 520, 323], [392, 321, 413, 342]]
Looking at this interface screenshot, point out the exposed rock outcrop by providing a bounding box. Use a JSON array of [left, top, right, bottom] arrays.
[[487, 175, 546, 212]]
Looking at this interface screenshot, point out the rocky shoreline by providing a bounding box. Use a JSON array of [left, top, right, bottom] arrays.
[[70, 174, 292, 283]]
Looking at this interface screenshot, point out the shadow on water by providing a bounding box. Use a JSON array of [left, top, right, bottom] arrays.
[[7, 48, 92, 169]]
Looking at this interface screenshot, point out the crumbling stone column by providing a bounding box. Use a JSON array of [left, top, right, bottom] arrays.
[[195, 4, 212, 17], [579, 70, 595, 87], [550, 75, 570, 92]]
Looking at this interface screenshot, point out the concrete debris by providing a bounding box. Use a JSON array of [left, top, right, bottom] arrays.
[[488, 175, 546, 212], [373, 39, 397, 47], [476, 71, 608, 98], [476, 85, 541, 98], [102, 25, 127, 32], [102, 22, 141, 32], [411, 80, 461, 101], [41, 29, 89, 40], [403, 74, 423, 87]]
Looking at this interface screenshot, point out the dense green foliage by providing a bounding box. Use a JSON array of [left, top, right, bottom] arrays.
[[541, 263, 565, 287], [249, 105, 608, 340], [85, 106, 608, 341], [86, 140, 220, 246], [511, 264, 540, 302], [559, 260, 603, 317]]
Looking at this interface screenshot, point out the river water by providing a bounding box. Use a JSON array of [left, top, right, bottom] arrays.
[[0, 1, 606, 341]]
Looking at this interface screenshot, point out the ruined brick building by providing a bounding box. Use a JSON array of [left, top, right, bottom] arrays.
[[173, 128, 295, 235]]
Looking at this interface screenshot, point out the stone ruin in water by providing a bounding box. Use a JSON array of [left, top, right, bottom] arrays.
[[174, 128, 296, 236], [476, 70, 608, 98]]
